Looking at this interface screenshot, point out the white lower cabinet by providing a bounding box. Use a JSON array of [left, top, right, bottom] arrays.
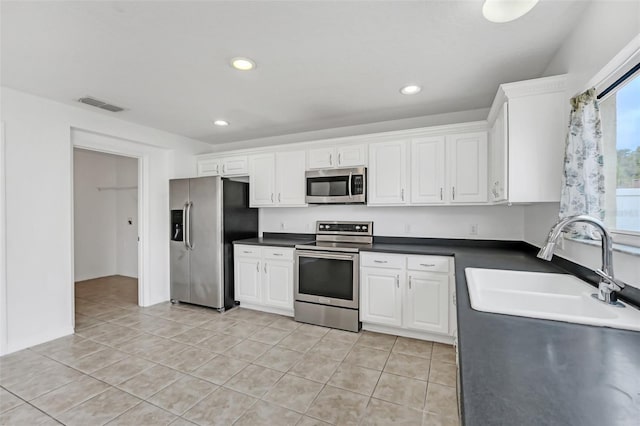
[[234, 245, 294, 315], [360, 252, 455, 341], [360, 267, 403, 327], [405, 271, 449, 334], [235, 257, 261, 304]]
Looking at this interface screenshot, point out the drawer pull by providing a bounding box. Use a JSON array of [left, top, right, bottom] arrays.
[[272, 253, 284, 256], [420, 263, 436, 267], [374, 260, 388, 264], [243, 250, 252, 254]]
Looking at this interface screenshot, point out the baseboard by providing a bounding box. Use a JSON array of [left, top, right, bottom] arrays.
[[234, 302, 293, 317], [362, 323, 455, 345], [4, 326, 74, 356]]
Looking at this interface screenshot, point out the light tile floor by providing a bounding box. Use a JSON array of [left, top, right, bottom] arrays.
[[0, 276, 460, 425]]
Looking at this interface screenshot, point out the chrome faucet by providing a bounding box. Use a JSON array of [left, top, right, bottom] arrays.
[[537, 215, 626, 305]]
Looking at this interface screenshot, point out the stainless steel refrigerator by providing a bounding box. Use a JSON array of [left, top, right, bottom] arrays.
[[170, 176, 258, 311]]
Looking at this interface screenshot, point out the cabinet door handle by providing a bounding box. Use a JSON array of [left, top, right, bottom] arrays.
[[440, 187, 443, 201], [374, 260, 388, 264], [329, 153, 333, 166], [271, 193, 274, 203], [222, 164, 226, 174], [216, 165, 220, 174], [420, 263, 436, 267], [452, 187, 455, 200], [401, 188, 405, 201], [338, 153, 342, 165], [409, 276, 412, 289], [256, 261, 260, 272], [396, 274, 400, 288], [264, 263, 267, 273], [278, 193, 281, 202]]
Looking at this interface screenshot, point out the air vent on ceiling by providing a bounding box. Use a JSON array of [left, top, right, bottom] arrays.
[[78, 96, 125, 112]]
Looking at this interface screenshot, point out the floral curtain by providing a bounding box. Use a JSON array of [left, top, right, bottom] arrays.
[[559, 88, 605, 239], [560, 89, 604, 239]]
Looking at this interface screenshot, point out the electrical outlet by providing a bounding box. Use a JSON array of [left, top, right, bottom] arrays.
[[470, 224, 478, 235]]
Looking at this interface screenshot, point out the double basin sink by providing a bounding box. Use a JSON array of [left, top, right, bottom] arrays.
[[465, 268, 640, 331]]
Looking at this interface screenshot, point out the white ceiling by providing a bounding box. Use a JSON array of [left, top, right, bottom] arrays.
[[1, 1, 588, 146]]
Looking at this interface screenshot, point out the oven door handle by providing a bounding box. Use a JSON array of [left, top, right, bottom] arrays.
[[296, 250, 356, 261]]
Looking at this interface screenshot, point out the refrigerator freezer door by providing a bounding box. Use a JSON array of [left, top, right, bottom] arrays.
[[170, 179, 190, 303], [189, 176, 224, 308]]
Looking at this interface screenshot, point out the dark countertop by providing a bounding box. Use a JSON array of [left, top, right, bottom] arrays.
[[233, 236, 314, 248], [233, 234, 640, 425]]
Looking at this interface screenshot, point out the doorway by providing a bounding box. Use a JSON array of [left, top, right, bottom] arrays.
[[73, 148, 140, 328]]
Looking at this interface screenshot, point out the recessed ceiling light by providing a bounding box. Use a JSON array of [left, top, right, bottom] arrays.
[[482, 0, 539, 23], [400, 85, 422, 95], [231, 57, 256, 71], [213, 120, 229, 126]]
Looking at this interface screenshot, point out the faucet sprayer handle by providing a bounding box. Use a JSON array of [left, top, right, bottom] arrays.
[[595, 269, 626, 291]]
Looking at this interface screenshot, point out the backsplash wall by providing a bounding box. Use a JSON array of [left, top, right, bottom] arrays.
[[260, 205, 525, 240]]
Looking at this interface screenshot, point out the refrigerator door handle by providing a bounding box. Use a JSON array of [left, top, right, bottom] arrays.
[[186, 201, 193, 249], [182, 203, 189, 249]]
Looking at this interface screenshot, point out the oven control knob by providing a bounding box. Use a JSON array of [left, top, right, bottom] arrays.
[[355, 225, 361, 230], [319, 225, 324, 229], [362, 226, 367, 231]]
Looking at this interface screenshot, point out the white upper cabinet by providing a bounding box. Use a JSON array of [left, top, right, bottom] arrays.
[[489, 103, 508, 202], [197, 158, 220, 176], [250, 151, 306, 207], [447, 132, 488, 203], [336, 145, 367, 167], [307, 144, 367, 169], [368, 140, 409, 205], [220, 156, 249, 176], [488, 75, 567, 203], [276, 151, 306, 206], [249, 153, 276, 206], [307, 147, 335, 169], [198, 155, 248, 177], [410, 136, 446, 204]]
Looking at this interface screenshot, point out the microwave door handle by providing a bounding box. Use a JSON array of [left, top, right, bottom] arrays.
[[348, 172, 353, 198]]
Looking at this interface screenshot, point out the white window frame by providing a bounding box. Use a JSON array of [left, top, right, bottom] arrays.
[[587, 35, 640, 248]]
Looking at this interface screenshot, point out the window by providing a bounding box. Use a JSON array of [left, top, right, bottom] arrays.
[[599, 64, 640, 243]]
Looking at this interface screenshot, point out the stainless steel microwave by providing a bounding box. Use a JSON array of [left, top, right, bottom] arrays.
[[305, 167, 366, 204]]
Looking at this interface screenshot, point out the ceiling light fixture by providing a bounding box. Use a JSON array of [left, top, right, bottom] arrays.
[[213, 120, 229, 126], [482, 0, 539, 23], [400, 85, 422, 95], [231, 57, 256, 71]]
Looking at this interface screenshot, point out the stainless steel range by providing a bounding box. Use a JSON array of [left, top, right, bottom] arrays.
[[294, 221, 373, 332]]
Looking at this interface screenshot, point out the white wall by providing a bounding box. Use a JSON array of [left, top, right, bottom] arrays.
[[116, 155, 139, 278], [73, 149, 138, 281], [524, 1, 640, 289], [0, 86, 210, 355], [261, 205, 525, 241], [73, 149, 118, 280]]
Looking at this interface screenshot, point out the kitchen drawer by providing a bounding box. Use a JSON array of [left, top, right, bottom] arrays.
[[360, 252, 405, 269], [263, 247, 294, 261], [407, 255, 450, 273], [234, 245, 261, 258]]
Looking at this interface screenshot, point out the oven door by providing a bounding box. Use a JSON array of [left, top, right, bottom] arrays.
[[295, 250, 359, 309], [305, 168, 366, 204]]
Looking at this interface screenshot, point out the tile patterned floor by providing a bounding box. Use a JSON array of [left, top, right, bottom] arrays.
[[0, 276, 460, 425]]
